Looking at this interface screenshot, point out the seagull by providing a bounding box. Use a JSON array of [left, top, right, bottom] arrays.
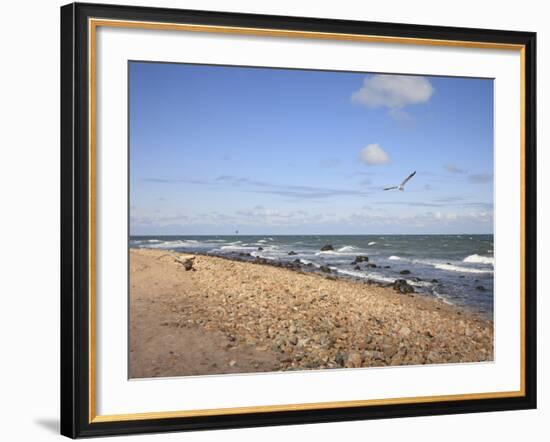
[[384, 171, 416, 191]]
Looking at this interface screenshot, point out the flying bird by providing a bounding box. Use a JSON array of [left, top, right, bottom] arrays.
[[384, 171, 416, 191]]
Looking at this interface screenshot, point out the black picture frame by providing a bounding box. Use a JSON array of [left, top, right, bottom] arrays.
[[61, 2, 537, 438]]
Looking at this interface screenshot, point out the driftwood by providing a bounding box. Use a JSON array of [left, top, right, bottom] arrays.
[[175, 256, 196, 271]]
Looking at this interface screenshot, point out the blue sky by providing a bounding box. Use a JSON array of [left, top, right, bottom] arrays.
[[129, 61, 493, 235]]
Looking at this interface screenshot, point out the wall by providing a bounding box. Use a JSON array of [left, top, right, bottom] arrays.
[[0, 0, 546, 440]]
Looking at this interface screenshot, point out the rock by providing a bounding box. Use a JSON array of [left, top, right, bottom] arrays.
[[228, 359, 237, 367], [384, 265, 391, 268], [354, 255, 369, 263], [364, 350, 383, 360], [293, 259, 301, 264], [345, 352, 362, 368], [399, 269, 411, 275], [258, 246, 264, 251], [476, 285, 486, 291], [289, 336, 298, 345], [320, 265, 331, 273], [288, 251, 298, 256], [392, 279, 415, 294], [335, 353, 346, 367], [306, 262, 314, 267], [431, 279, 439, 283], [367, 263, 377, 268], [320, 244, 334, 251], [239, 252, 251, 257], [354, 265, 361, 270], [398, 326, 411, 337], [254, 257, 268, 264]]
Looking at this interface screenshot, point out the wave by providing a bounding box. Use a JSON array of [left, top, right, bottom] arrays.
[[219, 245, 257, 251], [368, 241, 377, 246], [335, 268, 394, 284], [388, 255, 401, 260], [142, 240, 198, 249], [433, 290, 454, 305], [463, 254, 494, 265], [257, 239, 267, 243], [337, 245, 357, 252], [434, 263, 493, 274]]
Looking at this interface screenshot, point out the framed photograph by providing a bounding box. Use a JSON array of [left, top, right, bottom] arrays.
[[60, 2, 536, 438]]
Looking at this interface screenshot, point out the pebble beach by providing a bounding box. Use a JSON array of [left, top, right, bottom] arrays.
[[129, 248, 494, 378]]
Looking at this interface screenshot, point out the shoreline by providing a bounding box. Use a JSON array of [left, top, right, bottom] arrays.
[[130, 248, 493, 378], [132, 246, 491, 318]]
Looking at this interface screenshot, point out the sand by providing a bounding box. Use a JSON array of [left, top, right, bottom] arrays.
[[129, 248, 493, 378]]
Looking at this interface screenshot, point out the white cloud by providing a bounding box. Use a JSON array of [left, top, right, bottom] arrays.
[[351, 74, 434, 110], [359, 143, 390, 166]]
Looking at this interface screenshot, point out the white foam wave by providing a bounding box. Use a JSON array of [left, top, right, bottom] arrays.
[[388, 255, 401, 260], [336, 269, 394, 284], [433, 290, 454, 305], [144, 240, 200, 249], [219, 245, 257, 251], [337, 245, 357, 252], [434, 263, 493, 274], [257, 239, 267, 243], [368, 241, 377, 246], [463, 254, 494, 265]]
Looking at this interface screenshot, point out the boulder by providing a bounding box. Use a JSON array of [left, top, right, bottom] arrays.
[[320, 244, 334, 251], [367, 263, 377, 268], [319, 265, 331, 273], [354, 255, 369, 263], [354, 265, 361, 270], [288, 250, 298, 256], [392, 279, 415, 294], [258, 246, 264, 251], [399, 269, 411, 275]]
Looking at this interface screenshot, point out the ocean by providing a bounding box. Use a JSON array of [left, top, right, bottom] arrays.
[[130, 234, 494, 317]]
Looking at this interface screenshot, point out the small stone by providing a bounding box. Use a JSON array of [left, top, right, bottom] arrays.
[[335, 353, 346, 366], [398, 326, 411, 337], [345, 352, 362, 368], [229, 359, 237, 367]]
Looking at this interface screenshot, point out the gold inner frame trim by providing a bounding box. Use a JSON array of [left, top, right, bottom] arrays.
[[88, 17, 527, 424]]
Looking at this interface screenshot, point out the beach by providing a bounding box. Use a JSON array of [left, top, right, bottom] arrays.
[[129, 248, 493, 378]]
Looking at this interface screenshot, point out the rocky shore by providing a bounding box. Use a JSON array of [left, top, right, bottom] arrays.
[[129, 248, 494, 378]]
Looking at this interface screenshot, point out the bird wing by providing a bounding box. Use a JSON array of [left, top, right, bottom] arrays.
[[400, 171, 416, 187], [383, 186, 398, 191]]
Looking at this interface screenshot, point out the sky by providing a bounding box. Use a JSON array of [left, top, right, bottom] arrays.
[[129, 61, 494, 235]]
